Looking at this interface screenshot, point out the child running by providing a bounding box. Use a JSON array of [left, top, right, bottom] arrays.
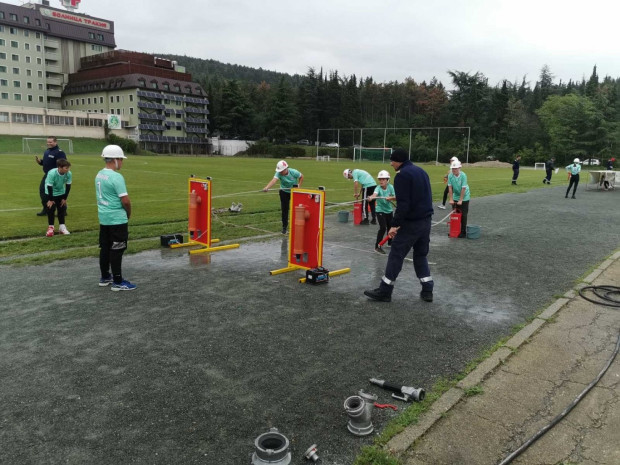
[[369, 170, 396, 254], [44, 158, 72, 236]]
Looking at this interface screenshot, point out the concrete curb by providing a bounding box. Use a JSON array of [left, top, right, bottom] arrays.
[[386, 251, 619, 459]]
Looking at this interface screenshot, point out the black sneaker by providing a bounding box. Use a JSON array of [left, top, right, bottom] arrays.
[[364, 288, 391, 302], [281, 228, 287, 235], [458, 233, 466, 238], [360, 218, 369, 225], [36, 209, 46, 216], [370, 218, 377, 225], [420, 291, 433, 302], [374, 247, 385, 254]]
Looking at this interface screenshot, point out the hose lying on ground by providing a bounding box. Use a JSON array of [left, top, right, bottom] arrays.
[[497, 285, 620, 465]]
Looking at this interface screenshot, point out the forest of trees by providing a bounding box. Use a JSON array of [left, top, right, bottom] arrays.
[[160, 54, 620, 164]]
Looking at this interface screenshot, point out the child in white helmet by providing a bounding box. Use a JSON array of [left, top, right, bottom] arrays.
[[263, 160, 303, 234], [565, 158, 581, 199], [369, 170, 396, 253]]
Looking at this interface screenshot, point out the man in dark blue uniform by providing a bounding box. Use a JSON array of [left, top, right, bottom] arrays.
[[511, 155, 521, 185], [364, 148, 434, 303], [35, 137, 67, 216]]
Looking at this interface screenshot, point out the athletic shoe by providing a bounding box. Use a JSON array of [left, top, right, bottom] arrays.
[[45, 226, 54, 237], [99, 275, 114, 287], [374, 247, 386, 254], [58, 225, 70, 235], [571, 195, 576, 199], [436, 204, 446, 209], [458, 233, 467, 238], [542, 179, 546, 184], [111, 280, 137, 291], [370, 218, 377, 225], [360, 218, 369, 225], [36, 209, 47, 216], [420, 290, 433, 302], [364, 288, 391, 302], [281, 228, 287, 235]]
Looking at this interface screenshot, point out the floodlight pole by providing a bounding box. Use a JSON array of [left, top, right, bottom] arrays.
[[408, 128, 412, 160], [466, 127, 471, 165], [316, 128, 319, 160]]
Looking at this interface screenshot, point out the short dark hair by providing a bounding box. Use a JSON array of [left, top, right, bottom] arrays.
[[57, 159, 71, 168], [47, 136, 57, 142]]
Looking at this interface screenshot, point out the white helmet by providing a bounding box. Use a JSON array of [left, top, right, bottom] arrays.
[[101, 144, 127, 159], [449, 156, 459, 163], [276, 160, 288, 173], [450, 160, 462, 169], [343, 169, 352, 179], [377, 170, 390, 179], [573, 158, 581, 164]]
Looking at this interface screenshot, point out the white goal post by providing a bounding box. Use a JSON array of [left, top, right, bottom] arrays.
[[353, 147, 393, 162], [22, 137, 74, 154], [534, 163, 546, 170]]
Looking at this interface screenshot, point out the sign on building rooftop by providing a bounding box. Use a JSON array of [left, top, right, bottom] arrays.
[[59, 0, 81, 11]]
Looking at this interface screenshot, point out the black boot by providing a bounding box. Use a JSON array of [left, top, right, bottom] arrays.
[[364, 287, 392, 302], [36, 208, 46, 216], [420, 290, 433, 302]]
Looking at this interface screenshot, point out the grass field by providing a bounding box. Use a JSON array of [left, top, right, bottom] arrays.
[[0, 153, 574, 265]]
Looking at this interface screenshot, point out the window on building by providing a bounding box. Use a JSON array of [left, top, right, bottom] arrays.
[[26, 69, 31, 76], [24, 43, 29, 50], [12, 68, 19, 74], [0, 65, 6, 73], [36, 58, 41, 64], [26, 56, 31, 63], [99, 96, 103, 104], [27, 82, 32, 89], [70, 99, 74, 105], [14, 93, 21, 101], [23, 16, 29, 24], [117, 108, 121, 114], [91, 45, 102, 52], [110, 96, 113, 103], [110, 109, 114, 114], [138, 79, 146, 87], [129, 107, 134, 115], [12, 54, 19, 61], [1, 93, 8, 100], [46, 24, 50, 30], [0, 39, 5, 46], [116, 95, 120, 102], [36, 45, 41, 52], [0, 79, 7, 86], [13, 81, 20, 88], [97, 34, 104, 41], [27, 94, 33, 101], [151, 82, 158, 89], [11, 40, 18, 47], [9, 13, 18, 21], [38, 96, 43, 102], [129, 94, 134, 102], [38, 83, 43, 90], [45, 115, 74, 126], [35, 32, 40, 39], [24, 30, 29, 37], [88, 32, 95, 39], [87, 97, 91, 104], [0, 112, 9, 122], [37, 71, 42, 78], [0, 12, 4, 20], [81, 98, 85, 105], [10, 28, 17, 35], [35, 19, 40, 26]]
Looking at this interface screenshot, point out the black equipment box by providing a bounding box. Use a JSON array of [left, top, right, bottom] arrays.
[[160, 234, 183, 247], [305, 266, 329, 284]]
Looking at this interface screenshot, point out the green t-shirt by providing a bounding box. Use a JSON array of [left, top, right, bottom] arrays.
[[45, 168, 72, 197], [448, 171, 470, 201], [374, 183, 395, 213], [95, 168, 128, 225], [352, 169, 377, 188], [275, 168, 302, 193]]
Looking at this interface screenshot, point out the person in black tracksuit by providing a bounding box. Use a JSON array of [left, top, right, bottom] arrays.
[[364, 148, 434, 303], [35, 137, 67, 216], [543, 157, 555, 184], [511, 155, 521, 185]]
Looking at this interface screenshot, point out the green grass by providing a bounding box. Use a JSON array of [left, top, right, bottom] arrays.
[[0, 135, 110, 155], [0, 154, 568, 264]]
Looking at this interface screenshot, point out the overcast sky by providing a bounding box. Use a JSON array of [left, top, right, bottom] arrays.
[[18, 0, 620, 87]]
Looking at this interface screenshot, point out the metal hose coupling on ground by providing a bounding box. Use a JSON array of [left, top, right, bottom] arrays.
[[251, 427, 291, 465], [344, 390, 377, 436]]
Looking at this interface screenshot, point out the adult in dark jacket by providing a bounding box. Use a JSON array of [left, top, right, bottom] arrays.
[[543, 157, 555, 184], [511, 155, 521, 185], [35, 137, 67, 216], [364, 148, 434, 303]]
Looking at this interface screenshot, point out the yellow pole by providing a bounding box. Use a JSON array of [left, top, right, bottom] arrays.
[[189, 244, 240, 255], [270, 266, 301, 276]]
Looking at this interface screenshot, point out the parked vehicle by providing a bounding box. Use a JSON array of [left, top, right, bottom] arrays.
[[325, 142, 339, 148], [297, 139, 310, 145], [581, 158, 600, 166]]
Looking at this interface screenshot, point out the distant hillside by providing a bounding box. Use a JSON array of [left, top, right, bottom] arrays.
[[155, 54, 305, 86]]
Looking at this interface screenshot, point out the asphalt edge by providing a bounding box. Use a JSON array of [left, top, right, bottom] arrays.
[[385, 249, 620, 457]]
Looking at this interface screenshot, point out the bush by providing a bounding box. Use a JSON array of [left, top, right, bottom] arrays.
[[107, 133, 138, 155]]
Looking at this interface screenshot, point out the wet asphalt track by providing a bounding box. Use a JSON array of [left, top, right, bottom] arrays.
[[1, 184, 619, 464]]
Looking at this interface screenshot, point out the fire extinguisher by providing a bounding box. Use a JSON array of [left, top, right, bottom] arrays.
[[448, 209, 462, 238]]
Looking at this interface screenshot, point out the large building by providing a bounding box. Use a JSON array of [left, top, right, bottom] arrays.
[[0, 0, 115, 109], [0, 1, 210, 154], [63, 50, 210, 154]]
